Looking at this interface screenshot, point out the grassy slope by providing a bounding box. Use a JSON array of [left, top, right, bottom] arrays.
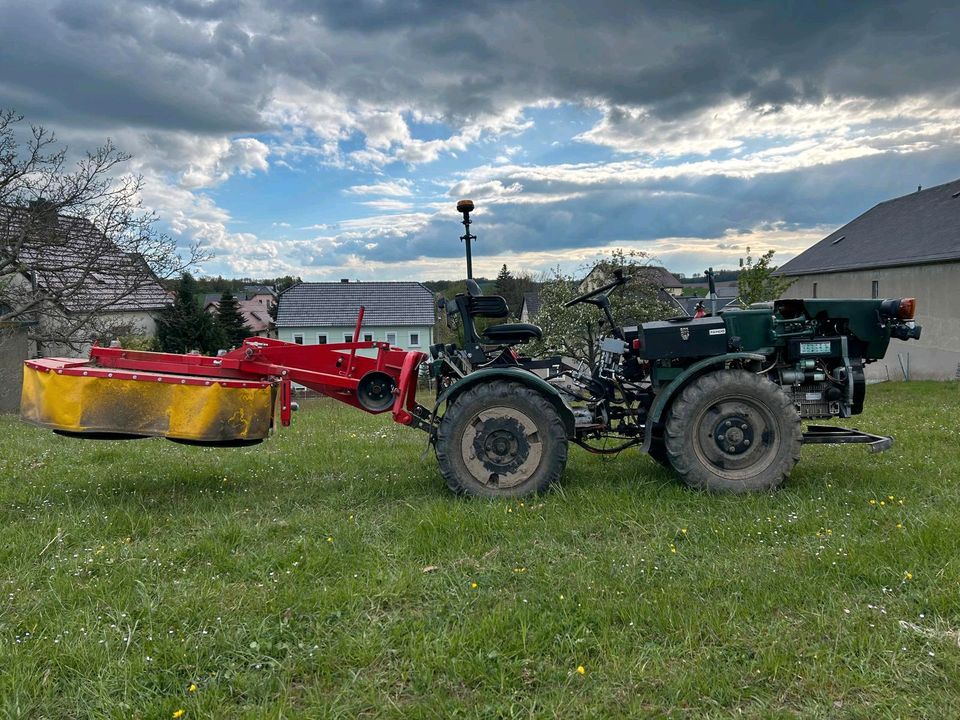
[[1, 382, 958, 719]]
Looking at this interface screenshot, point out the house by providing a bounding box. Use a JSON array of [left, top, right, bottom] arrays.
[[581, 263, 683, 296], [276, 280, 435, 351], [0, 202, 169, 410], [777, 179, 960, 380], [0, 204, 168, 352], [242, 284, 277, 304], [203, 291, 275, 337], [519, 290, 541, 323]]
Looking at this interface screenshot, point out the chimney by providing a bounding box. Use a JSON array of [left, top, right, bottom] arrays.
[[918, 185, 922, 192], [340, 278, 349, 283], [28, 199, 59, 238]]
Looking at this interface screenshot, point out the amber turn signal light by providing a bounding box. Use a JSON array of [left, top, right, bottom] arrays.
[[897, 297, 916, 320], [880, 297, 917, 320]]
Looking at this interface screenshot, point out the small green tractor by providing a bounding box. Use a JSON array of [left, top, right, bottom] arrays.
[[427, 200, 922, 496]]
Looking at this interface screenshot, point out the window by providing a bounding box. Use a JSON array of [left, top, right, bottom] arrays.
[[293, 334, 304, 345], [363, 333, 374, 342], [344, 333, 353, 343], [386, 332, 397, 345], [871, 280, 879, 299], [317, 334, 327, 344], [812, 282, 817, 298], [409, 332, 420, 346]]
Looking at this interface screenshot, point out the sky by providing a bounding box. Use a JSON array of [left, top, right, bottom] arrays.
[[1, 0, 959, 282]]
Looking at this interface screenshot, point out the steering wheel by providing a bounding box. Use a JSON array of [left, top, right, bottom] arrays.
[[563, 273, 631, 308]]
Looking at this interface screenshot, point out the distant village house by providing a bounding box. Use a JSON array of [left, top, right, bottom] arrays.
[[276, 280, 435, 352]]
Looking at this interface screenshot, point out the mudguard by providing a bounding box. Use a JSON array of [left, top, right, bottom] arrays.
[[642, 352, 767, 452], [437, 367, 576, 437]]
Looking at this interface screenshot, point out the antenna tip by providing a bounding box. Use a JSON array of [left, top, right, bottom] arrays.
[[456, 199, 475, 213]]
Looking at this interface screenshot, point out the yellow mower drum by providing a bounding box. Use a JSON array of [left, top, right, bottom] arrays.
[[21, 359, 276, 444]]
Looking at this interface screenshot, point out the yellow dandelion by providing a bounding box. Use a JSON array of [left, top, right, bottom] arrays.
[[681, 528, 688, 534], [471, 582, 478, 589], [880, 501, 885, 506], [576, 665, 586, 675], [869, 499, 876, 505], [899, 500, 904, 505], [173, 711, 185, 719], [326, 537, 333, 543], [670, 545, 677, 554], [904, 571, 913, 581], [896, 523, 903, 529], [188, 683, 197, 693], [888, 496, 895, 501]]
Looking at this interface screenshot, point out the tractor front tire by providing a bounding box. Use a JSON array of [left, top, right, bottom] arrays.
[[436, 380, 568, 498], [664, 370, 802, 492], [647, 424, 671, 468]]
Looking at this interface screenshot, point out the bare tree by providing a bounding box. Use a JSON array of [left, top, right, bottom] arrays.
[[0, 109, 206, 353]]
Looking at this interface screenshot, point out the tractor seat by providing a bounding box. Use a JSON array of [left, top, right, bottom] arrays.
[[482, 322, 542, 345]]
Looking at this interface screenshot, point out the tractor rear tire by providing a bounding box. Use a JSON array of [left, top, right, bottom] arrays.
[[436, 380, 568, 498], [664, 370, 802, 493]]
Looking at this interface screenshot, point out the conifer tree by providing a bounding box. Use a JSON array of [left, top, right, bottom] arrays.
[[156, 273, 225, 354], [216, 291, 252, 348]]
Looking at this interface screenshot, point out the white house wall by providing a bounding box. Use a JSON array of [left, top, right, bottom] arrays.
[[276, 325, 433, 354]]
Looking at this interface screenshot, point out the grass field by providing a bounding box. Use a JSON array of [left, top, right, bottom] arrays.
[[1, 381, 959, 718]]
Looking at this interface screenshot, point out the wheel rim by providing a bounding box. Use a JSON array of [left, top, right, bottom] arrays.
[[460, 406, 543, 490], [692, 394, 780, 480]]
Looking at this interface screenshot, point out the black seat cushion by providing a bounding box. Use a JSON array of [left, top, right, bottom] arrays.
[[482, 322, 542, 345]]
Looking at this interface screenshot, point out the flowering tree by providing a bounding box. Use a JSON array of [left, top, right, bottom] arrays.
[[532, 249, 673, 368], [737, 248, 795, 305]]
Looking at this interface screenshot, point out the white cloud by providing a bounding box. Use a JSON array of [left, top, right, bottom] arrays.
[[180, 137, 270, 189], [345, 180, 414, 196], [359, 199, 414, 211]]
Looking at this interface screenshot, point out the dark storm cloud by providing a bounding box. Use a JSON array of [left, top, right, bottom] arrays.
[[318, 145, 960, 267], [2, 0, 959, 135]]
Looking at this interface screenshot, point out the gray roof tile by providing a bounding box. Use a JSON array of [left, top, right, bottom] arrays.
[[1, 205, 169, 312], [778, 178, 960, 276], [277, 281, 435, 327]]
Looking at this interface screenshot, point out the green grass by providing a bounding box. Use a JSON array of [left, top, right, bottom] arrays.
[[1, 381, 959, 718]]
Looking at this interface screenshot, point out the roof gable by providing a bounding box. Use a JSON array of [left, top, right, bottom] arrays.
[[277, 281, 435, 327], [778, 179, 960, 276], [1, 205, 169, 312]]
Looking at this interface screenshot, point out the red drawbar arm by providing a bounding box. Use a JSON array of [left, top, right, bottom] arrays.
[[392, 348, 427, 425]]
